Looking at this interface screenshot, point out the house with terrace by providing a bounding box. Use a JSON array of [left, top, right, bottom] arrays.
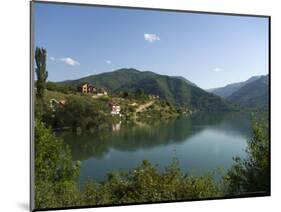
[[77, 83, 97, 93]]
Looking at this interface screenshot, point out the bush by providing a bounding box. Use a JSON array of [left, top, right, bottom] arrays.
[[79, 160, 221, 206], [224, 121, 270, 195], [35, 119, 80, 209]]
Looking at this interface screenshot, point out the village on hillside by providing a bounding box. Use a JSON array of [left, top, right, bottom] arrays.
[[44, 81, 185, 129], [77, 83, 122, 115], [48, 82, 123, 116]]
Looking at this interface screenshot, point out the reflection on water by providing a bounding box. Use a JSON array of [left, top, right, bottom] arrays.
[[112, 121, 121, 132], [60, 112, 252, 185]]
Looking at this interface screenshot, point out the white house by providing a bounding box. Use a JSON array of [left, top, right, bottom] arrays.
[[110, 103, 121, 115]]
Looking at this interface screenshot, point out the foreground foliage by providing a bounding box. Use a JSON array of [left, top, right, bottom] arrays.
[[224, 120, 270, 195], [35, 120, 80, 208], [79, 160, 221, 206]]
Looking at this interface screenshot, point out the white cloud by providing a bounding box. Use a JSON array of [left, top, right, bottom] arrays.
[[60, 57, 80, 66], [213, 67, 222, 72], [106, 60, 111, 64], [144, 33, 160, 43], [50, 57, 56, 61]]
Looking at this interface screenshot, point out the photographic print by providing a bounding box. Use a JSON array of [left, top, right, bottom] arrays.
[[31, 1, 270, 211]]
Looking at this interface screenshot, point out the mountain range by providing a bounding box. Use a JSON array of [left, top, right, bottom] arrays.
[[57, 68, 231, 112], [208, 75, 269, 110], [207, 76, 262, 98], [56, 68, 269, 111], [226, 75, 269, 109]]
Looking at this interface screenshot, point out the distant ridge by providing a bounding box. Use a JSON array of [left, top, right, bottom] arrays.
[[226, 75, 269, 110], [207, 76, 262, 98]]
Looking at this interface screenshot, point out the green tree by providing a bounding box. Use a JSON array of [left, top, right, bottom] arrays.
[[35, 119, 80, 208], [35, 47, 48, 100], [224, 121, 270, 195]]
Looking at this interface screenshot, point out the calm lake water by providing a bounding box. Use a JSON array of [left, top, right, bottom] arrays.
[[61, 112, 252, 186]]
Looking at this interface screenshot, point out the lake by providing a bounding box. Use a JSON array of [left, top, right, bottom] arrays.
[[60, 112, 252, 186]]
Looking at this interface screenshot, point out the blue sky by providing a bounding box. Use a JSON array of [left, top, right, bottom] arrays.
[[34, 2, 269, 89]]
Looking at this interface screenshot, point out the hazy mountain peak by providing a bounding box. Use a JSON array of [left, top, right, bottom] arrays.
[[207, 75, 263, 98], [226, 75, 269, 110]]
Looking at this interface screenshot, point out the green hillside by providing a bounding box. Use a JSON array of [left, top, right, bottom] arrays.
[[207, 76, 261, 98], [57, 68, 233, 112], [226, 75, 269, 110]]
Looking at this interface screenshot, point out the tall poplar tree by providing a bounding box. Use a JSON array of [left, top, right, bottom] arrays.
[[35, 47, 48, 100]]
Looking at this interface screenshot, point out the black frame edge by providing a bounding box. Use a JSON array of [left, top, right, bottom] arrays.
[[30, 1, 35, 211], [32, 0, 270, 18]]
